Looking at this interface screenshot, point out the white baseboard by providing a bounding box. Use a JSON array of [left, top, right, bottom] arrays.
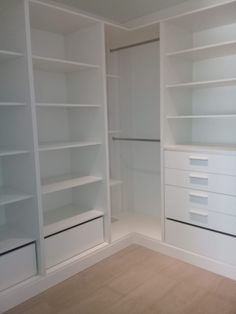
[[134, 233, 236, 281], [1, 232, 236, 313]]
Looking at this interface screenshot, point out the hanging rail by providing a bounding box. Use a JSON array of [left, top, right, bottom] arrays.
[[112, 137, 160, 143], [110, 38, 160, 53]]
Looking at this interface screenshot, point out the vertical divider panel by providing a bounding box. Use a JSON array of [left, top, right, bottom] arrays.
[[100, 23, 111, 243], [23, 0, 46, 274]]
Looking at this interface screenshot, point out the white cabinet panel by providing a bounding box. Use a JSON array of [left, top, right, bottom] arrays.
[[0, 244, 37, 291], [165, 220, 236, 266], [165, 168, 236, 196], [165, 185, 236, 235], [165, 150, 236, 175], [45, 218, 104, 268]]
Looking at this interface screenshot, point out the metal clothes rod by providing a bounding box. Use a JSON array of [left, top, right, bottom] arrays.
[[110, 38, 160, 53], [112, 137, 160, 143]]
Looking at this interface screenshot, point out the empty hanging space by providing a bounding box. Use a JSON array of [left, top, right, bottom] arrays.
[[105, 24, 161, 241], [162, 0, 236, 149]]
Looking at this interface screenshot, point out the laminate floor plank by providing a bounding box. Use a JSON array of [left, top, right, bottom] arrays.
[[5, 245, 236, 314]]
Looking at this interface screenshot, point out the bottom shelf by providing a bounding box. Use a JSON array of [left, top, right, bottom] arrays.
[[0, 226, 35, 255], [111, 211, 161, 242], [44, 205, 104, 237]]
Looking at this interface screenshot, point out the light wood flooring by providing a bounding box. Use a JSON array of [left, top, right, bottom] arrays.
[[5, 245, 236, 314]]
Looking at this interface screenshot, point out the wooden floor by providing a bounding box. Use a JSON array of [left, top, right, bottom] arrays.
[[6, 245, 236, 314]]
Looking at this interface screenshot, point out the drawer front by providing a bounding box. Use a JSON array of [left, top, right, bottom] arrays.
[[165, 150, 236, 175], [0, 243, 37, 291], [165, 219, 236, 266], [165, 168, 236, 196], [165, 185, 236, 235], [45, 218, 104, 268]]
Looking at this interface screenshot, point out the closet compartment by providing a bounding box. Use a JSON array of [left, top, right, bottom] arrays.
[[165, 219, 236, 266], [165, 185, 236, 236], [45, 217, 104, 268], [162, 1, 236, 149], [0, 243, 36, 291], [29, 0, 102, 66], [164, 1, 236, 53], [42, 183, 105, 237]]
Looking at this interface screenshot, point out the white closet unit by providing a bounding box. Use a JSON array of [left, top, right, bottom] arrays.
[[161, 0, 236, 265], [0, 0, 42, 291], [105, 24, 161, 241], [28, 0, 110, 268]]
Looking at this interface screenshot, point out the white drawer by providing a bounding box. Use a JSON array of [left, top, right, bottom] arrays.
[[45, 218, 104, 268], [165, 150, 236, 175], [165, 168, 236, 196], [165, 219, 236, 266], [165, 185, 236, 235], [0, 243, 37, 291]]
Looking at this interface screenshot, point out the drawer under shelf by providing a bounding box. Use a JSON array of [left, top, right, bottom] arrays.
[[45, 217, 104, 268], [165, 185, 236, 236]]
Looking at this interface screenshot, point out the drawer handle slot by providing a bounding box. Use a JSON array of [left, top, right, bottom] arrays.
[[189, 174, 208, 180], [189, 174, 208, 186], [189, 156, 208, 162], [189, 209, 208, 217], [189, 156, 208, 166], [189, 192, 208, 200]]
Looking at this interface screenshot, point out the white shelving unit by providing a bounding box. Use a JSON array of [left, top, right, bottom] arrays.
[[161, 0, 236, 269], [0, 0, 43, 292], [162, 0, 236, 148], [28, 0, 110, 266]]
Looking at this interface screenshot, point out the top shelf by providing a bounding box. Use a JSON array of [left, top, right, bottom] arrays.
[[165, 0, 236, 32], [29, 0, 98, 35], [166, 40, 236, 61], [32, 56, 100, 73]]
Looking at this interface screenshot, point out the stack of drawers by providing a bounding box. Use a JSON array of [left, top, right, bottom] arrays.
[[164, 149, 236, 265]]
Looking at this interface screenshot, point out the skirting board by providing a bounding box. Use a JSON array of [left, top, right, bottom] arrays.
[[1, 232, 236, 313]]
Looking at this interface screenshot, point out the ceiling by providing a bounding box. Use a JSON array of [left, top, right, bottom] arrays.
[[52, 0, 189, 23]]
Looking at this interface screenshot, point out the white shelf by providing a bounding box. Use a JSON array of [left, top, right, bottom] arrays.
[[32, 55, 100, 73], [166, 40, 236, 60], [106, 74, 120, 79], [0, 226, 35, 255], [167, 114, 236, 119], [0, 50, 24, 62], [42, 174, 103, 194], [164, 144, 236, 155], [0, 188, 32, 207], [0, 102, 26, 107], [108, 130, 121, 134], [44, 205, 104, 236], [39, 141, 101, 152], [0, 148, 29, 157], [110, 179, 123, 187], [36, 103, 101, 108], [166, 78, 236, 89]]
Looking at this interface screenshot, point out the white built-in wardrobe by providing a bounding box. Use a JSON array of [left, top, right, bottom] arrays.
[[1, 0, 236, 312]]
